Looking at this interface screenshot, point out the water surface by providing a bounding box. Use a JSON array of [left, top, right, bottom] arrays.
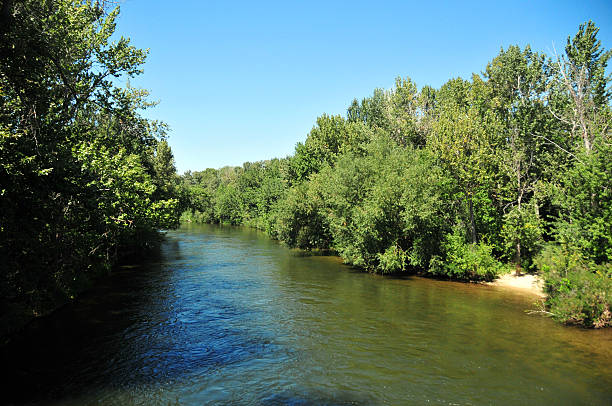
[[3, 223, 611, 405]]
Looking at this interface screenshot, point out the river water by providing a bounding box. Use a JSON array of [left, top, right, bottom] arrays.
[[3, 223, 611, 405]]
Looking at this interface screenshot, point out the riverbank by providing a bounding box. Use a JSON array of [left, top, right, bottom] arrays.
[[487, 272, 545, 297]]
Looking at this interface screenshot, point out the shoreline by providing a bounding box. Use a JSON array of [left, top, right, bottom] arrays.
[[486, 272, 546, 297], [184, 222, 549, 298]]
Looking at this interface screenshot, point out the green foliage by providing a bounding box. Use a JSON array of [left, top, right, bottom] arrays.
[[564, 21, 611, 109], [214, 183, 244, 225], [500, 202, 544, 268], [78, 138, 180, 234], [179, 22, 611, 327], [0, 0, 182, 332], [287, 115, 370, 183], [271, 181, 331, 250], [180, 158, 289, 230], [536, 245, 611, 328], [347, 88, 390, 131], [377, 244, 408, 274], [347, 78, 430, 147], [314, 136, 454, 272], [431, 229, 506, 281], [429, 77, 505, 247], [553, 142, 612, 264], [181, 168, 221, 223]]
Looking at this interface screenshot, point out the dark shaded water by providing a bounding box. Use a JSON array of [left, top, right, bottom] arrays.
[[3, 223, 611, 405]]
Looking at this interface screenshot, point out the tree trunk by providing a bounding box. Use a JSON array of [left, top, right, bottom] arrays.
[[515, 191, 522, 276], [468, 197, 478, 244], [515, 239, 522, 276]]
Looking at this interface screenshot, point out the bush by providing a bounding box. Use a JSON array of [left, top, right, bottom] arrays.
[[270, 182, 331, 250], [430, 229, 506, 281], [316, 137, 454, 273], [500, 202, 544, 269], [552, 141, 612, 264], [536, 244, 611, 328], [180, 210, 212, 223], [214, 184, 243, 225], [377, 244, 408, 274]]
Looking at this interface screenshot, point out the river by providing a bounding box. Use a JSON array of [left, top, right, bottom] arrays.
[[3, 223, 611, 405]]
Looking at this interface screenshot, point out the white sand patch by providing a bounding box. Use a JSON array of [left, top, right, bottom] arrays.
[[487, 273, 546, 297]]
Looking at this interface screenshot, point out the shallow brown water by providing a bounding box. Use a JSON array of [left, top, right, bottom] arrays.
[[3, 223, 611, 405]]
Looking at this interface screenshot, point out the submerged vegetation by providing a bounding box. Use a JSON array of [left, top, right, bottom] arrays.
[[0, 0, 183, 336], [181, 23, 611, 328]]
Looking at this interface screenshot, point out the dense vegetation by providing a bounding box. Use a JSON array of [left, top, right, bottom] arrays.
[[0, 0, 183, 337], [0, 0, 608, 331], [182, 23, 611, 328]]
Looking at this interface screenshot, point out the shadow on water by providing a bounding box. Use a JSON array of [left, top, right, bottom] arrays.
[[1, 231, 272, 404]]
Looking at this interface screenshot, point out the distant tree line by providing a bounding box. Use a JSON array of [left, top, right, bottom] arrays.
[[0, 0, 184, 337], [182, 22, 611, 328]]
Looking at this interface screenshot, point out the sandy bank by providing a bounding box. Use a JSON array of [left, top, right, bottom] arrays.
[[487, 273, 546, 297]]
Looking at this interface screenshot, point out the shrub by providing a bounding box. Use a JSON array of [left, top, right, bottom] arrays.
[[270, 182, 331, 250], [430, 229, 506, 281], [214, 184, 243, 225], [317, 137, 454, 273], [535, 244, 611, 328], [377, 244, 408, 274]]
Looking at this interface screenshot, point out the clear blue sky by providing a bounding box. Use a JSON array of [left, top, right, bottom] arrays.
[[113, 0, 612, 174]]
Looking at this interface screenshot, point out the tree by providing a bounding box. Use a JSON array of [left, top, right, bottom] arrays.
[[388, 77, 422, 146], [550, 21, 611, 154], [0, 0, 180, 331], [485, 45, 549, 273], [430, 77, 499, 244], [288, 114, 354, 183]]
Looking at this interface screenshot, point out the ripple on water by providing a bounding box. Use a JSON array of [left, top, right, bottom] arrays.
[[2, 224, 611, 405]]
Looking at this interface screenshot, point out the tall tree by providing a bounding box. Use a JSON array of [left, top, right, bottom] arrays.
[[485, 45, 549, 273], [430, 77, 499, 244], [551, 20, 611, 153], [0, 0, 180, 330]]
